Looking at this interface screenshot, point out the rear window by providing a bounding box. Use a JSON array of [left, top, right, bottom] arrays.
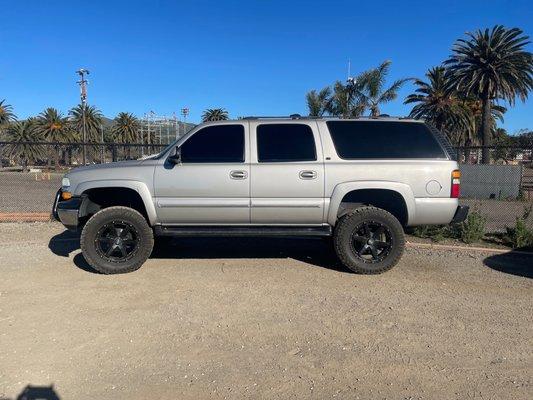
[[326, 121, 447, 159]]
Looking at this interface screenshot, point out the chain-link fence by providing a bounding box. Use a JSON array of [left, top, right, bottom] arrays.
[[456, 146, 533, 232], [1, 141, 532, 232], [0, 141, 166, 221]]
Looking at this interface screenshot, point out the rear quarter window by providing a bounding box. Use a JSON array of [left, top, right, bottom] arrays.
[[326, 121, 447, 159]]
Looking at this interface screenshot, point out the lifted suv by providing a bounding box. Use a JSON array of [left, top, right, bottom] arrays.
[[53, 116, 468, 274]]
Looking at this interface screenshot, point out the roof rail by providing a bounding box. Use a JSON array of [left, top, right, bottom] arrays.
[[238, 115, 416, 121], [240, 114, 304, 120]]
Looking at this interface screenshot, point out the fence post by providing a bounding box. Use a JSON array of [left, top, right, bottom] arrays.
[[111, 144, 117, 162]]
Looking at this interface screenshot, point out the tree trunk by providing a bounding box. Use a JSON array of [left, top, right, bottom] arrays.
[[480, 91, 492, 164]]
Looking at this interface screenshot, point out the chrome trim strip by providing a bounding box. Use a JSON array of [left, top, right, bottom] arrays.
[[251, 199, 322, 208], [157, 198, 250, 208]]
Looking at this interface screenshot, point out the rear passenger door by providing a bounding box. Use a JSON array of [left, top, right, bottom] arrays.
[[250, 122, 325, 224]]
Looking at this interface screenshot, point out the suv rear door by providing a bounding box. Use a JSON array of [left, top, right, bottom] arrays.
[[250, 121, 325, 224]]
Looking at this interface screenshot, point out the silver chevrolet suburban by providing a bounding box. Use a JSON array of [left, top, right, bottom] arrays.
[[53, 116, 468, 274]]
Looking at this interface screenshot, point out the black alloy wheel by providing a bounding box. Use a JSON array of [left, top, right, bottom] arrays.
[[95, 220, 140, 262]]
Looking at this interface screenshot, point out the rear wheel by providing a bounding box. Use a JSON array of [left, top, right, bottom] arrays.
[[80, 206, 154, 274], [333, 206, 405, 274]]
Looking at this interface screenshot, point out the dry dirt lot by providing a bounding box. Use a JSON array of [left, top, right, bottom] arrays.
[[0, 222, 531, 400]]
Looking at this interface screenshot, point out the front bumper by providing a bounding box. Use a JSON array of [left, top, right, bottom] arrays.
[[451, 205, 469, 224], [52, 189, 82, 231]]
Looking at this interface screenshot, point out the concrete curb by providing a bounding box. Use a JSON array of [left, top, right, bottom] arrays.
[[0, 213, 52, 222], [406, 241, 532, 256]]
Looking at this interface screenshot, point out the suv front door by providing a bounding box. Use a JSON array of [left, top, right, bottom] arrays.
[[154, 123, 250, 224], [250, 121, 325, 224]]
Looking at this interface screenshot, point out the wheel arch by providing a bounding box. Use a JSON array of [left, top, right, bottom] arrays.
[[76, 181, 157, 225], [327, 182, 416, 226]]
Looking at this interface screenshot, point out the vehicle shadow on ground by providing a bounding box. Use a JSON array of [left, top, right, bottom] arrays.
[[2, 384, 61, 400], [48, 230, 349, 274], [483, 250, 533, 279]]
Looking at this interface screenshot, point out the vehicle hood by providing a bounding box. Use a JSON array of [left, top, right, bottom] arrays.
[[70, 159, 148, 173], [64, 159, 159, 195]]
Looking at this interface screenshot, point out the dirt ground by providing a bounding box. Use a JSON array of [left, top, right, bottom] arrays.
[[0, 222, 531, 400]]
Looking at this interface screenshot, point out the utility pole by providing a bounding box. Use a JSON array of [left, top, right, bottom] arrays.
[[76, 68, 90, 165], [345, 59, 357, 119], [181, 108, 189, 136], [173, 113, 178, 139]]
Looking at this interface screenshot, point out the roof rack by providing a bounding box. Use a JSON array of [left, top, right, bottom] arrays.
[[240, 114, 304, 120], [238, 115, 417, 121]]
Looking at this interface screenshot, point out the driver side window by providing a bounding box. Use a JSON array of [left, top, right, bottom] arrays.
[[180, 124, 245, 163]]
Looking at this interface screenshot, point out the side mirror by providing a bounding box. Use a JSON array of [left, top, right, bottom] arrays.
[[168, 146, 181, 164]]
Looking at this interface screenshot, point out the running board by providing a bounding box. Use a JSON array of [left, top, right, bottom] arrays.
[[154, 225, 332, 237]]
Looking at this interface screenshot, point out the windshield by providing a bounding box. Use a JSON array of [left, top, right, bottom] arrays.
[[151, 124, 196, 159], [151, 141, 177, 160]]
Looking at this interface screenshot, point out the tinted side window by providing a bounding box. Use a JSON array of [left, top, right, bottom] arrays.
[[327, 121, 446, 159], [180, 125, 245, 163], [257, 124, 316, 162]]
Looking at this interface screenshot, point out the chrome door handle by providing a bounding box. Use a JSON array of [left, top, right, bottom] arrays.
[[230, 170, 248, 179], [299, 170, 317, 179]]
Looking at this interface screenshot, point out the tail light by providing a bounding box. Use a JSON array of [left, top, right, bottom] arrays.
[[451, 170, 461, 198]]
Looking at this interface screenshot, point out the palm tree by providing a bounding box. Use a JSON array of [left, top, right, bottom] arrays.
[[445, 25, 533, 163], [306, 87, 332, 117], [112, 112, 140, 143], [112, 112, 140, 159], [202, 108, 229, 122], [69, 104, 103, 142], [69, 104, 104, 164], [328, 81, 365, 118], [4, 119, 45, 170], [0, 99, 16, 124], [404, 66, 473, 144], [35, 108, 70, 169], [355, 60, 410, 117]]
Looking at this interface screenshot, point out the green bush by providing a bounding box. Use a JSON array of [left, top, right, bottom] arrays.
[[459, 211, 486, 244], [411, 210, 486, 244], [504, 205, 533, 248], [411, 225, 450, 242]]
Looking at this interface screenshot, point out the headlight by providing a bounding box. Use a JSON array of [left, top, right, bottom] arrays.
[[62, 177, 70, 188]]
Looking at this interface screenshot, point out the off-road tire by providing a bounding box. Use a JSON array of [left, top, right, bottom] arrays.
[[80, 206, 154, 274], [333, 206, 405, 274]]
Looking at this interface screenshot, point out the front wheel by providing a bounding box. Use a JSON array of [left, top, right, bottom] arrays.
[[80, 206, 154, 274], [333, 206, 405, 274]]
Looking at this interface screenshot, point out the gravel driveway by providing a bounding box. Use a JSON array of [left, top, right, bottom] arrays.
[[0, 222, 531, 399]]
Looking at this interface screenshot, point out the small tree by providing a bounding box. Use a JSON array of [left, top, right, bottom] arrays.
[[355, 60, 410, 117], [112, 112, 140, 159], [0, 99, 16, 127], [4, 120, 45, 170], [306, 87, 332, 117], [35, 108, 71, 170], [202, 108, 229, 122]]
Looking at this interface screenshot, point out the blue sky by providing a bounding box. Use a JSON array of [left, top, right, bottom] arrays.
[[1, 0, 532, 132]]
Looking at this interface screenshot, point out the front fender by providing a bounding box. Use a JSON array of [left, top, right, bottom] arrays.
[[74, 180, 157, 225], [327, 181, 416, 226]]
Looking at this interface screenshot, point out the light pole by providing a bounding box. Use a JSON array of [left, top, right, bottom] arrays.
[[76, 68, 90, 164], [181, 107, 189, 136]]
